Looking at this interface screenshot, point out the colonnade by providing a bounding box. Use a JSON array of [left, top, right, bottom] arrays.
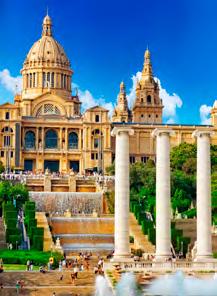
[[112, 127, 214, 262]]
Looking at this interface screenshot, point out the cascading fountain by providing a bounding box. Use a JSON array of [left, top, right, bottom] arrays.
[[30, 191, 103, 214]]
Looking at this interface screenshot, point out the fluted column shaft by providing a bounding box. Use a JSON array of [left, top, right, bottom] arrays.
[[152, 128, 174, 261], [111, 127, 134, 259], [193, 130, 214, 261]]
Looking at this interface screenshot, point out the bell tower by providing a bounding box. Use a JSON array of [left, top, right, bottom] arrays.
[[112, 82, 131, 122], [132, 49, 163, 123]]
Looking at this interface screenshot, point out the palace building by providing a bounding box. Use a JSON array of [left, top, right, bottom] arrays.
[[1, 14, 217, 174]]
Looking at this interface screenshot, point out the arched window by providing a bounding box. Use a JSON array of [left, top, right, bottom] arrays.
[[25, 131, 35, 149], [1, 127, 13, 133], [5, 112, 10, 120], [45, 129, 58, 149], [68, 132, 78, 149], [147, 95, 152, 104]]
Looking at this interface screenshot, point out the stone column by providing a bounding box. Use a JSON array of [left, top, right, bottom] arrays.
[[152, 128, 174, 261], [193, 130, 214, 261], [111, 127, 134, 260]]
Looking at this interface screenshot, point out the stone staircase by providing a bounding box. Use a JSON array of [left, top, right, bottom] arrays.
[[129, 213, 155, 253], [0, 217, 7, 249], [36, 212, 54, 251], [174, 218, 217, 253]]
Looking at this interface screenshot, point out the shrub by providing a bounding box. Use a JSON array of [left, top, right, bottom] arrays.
[[0, 250, 63, 268]]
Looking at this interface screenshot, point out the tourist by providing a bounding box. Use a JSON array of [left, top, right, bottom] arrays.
[[52, 292, 56, 296], [59, 274, 63, 281], [30, 261, 33, 271], [70, 272, 75, 285], [58, 260, 62, 272], [74, 265, 79, 279], [26, 260, 30, 271], [15, 280, 20, 295]]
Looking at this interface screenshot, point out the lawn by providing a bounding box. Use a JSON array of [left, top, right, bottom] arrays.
[[3, 264, 39, 271]]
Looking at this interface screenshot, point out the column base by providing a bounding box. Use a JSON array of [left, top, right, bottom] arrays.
[[194, 255, 217, 263], [111, 253, 133, 263], [154, 254, 172, 262]]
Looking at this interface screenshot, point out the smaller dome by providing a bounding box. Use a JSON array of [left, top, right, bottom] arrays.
[[43, 14, 52, 26], [22, 14, 70, 69]]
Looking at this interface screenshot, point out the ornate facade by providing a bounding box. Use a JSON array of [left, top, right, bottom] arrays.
[[1, 14, 217, 173]]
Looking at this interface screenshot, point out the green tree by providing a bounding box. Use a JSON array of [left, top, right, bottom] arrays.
[[0, 161, 4, 173], [0, 181, 29, 211], [105, 162, 115, 175]]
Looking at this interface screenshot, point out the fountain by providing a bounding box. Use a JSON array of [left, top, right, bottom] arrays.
[[95, 275, 113, 296], [95, 271, 217, 296], [29, 191, 103, 214]]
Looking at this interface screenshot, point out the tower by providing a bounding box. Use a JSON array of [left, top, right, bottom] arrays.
[[132, 49, 163, 123], [112, 82, 131, 122]]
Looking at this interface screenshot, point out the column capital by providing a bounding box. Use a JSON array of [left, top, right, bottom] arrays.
[[192, 129, 215, 138], [111, 127, 134, 137], [151, 128, 175, 138]]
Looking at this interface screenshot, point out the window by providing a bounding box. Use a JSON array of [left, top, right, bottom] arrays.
[[10, 151, 13, 158], [147, 95, 152, 104], [141, 114, 144, 118], [51, 72, 54, 88], [156, 114, 158, 118], [25, 131, 35, 149], [43, 72, 46, 87], [148, 114, 151, 118], [29, 73, 32, 88], [45, 129, 58, 149], [5, 112, 10, 120], [141, 156, 149, 163], [91, 153, 98, 160], [130, 156, 135, 164], [95, 115, 100, 122], [68, 132, 78, 149], [4, 136, 10, 147], [26, 74, 29, 88], [1, 151, 4, 157], [94, 138, 99, 149], [33, 73, 36, 87], [1, 127, 13, 133], [141, 98, 144, 103]]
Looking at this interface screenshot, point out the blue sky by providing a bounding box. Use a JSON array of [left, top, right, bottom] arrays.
[[0, 0, 217, 124]]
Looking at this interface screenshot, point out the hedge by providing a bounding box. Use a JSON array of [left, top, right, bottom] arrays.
[[8, 234, 22, 247], [0, 250, 63, 267], [32, 235, 43, 251], [6, 228, 21, 242], [24, 201, 36, 211]]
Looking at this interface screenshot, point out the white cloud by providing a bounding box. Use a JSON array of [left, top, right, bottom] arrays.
[[0, 69, 22, 94], [200, 104, 212, 125], [126, 71, 183, 123], [156, 78, 183, 122], [73, 85, 114, 117]]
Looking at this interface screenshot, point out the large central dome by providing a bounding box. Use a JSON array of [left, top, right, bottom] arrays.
[[23, 15, 70, 69], [21, 14, 73, 100]]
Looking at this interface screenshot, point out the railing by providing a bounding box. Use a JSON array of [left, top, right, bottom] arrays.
[[104, 261, 217, 271]]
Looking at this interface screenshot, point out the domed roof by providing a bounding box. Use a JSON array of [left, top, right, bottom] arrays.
[[23, 14, 70, 69]]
